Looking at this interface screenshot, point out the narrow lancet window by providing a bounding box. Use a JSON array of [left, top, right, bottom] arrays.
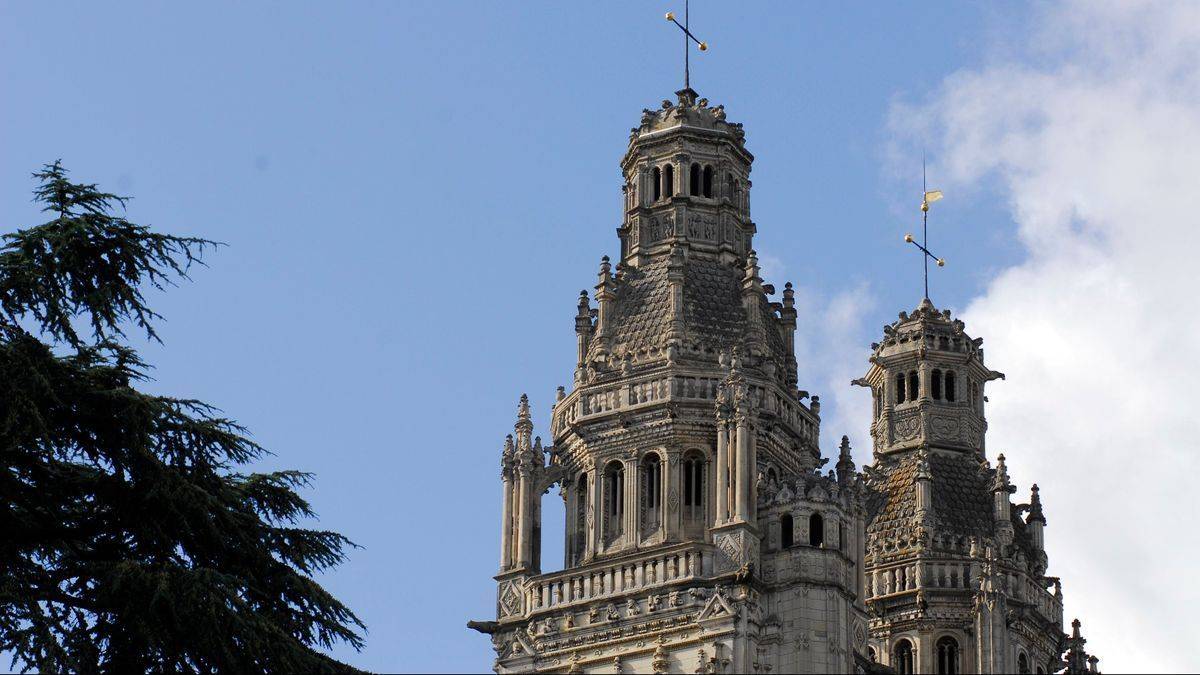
[[640, 454, 662, 535], [809, 512, 824, 547], [603, 461, 624, 542], [683, 452, 706, 534], [652, 167, 661, 201], [690, 162, 701, 196], [896, 373, 906, 403], [932, 369, 943, 400], [945, 371, 956, 402], [910, 371, 920, 400], [703, 165, 714, 197], [894, 639, 914, 675], [781, 513, 794, 549], [664, 164, 675, 197], [936, 636, 959, 674]]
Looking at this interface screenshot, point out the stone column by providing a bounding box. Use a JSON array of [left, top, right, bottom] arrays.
[[500, 473, 514, 570], [665, 449, 681, 541], [625, 458, 639, 545], [715, 419, 729, 524], [516, 467, 532, 569], [735, 413, 751, 522], [586, 463, 600, 560]]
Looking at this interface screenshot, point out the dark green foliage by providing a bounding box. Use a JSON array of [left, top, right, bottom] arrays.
[[0, 162, 364, 673]]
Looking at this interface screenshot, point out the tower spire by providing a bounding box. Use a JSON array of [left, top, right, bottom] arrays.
[[665, 0, 708, 92], [905, 156, 945, 301]]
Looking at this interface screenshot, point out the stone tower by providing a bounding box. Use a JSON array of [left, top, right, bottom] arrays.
[[469, 84, 1102, 674], [853, 299, 1102, 673], [470, 87, 873, 673]]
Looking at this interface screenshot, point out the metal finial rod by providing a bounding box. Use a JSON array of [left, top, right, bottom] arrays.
[[908, 156, 945, 301], [665, 0, 707, 90]]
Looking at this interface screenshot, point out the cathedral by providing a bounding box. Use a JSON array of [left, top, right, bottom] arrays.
[[468, 83, 1102, 674]]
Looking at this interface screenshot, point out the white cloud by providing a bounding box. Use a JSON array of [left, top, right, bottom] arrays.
[[890, 2, 1200, 671]]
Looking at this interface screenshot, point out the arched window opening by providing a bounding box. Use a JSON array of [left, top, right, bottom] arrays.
[[780, 513, 794, 549], [703, 165, 714, 197], [868, 647, 877, 663], [893, 639, 915, 675], [808, 512, 824, 547], [652, 167, 662, 201], [603, 461, 625, 542], [663, 164, 675, 198], [1018, 652, 1030, 674], [939, 336, 950, 350], [936, 636, 959, 674], [682, 453, 706, 530], [640, 454, 663, 535], [895, 373, 906, 403], [690, 163, 701, 196], [945, 371, 956, 402], [932, 369, 943, 400], [767, 467, 778, 485], [909, 371, 920, 400]]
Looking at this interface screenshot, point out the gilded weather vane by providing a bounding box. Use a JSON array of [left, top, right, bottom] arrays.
[[905, 158, 945, 301], [665, 0, 708, 90]]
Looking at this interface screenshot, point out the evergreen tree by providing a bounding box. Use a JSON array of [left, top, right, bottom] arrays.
[[0, 162, 364, 673]]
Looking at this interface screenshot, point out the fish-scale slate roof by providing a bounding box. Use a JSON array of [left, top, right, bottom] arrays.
[[681, 256, 745, 349], [608, 254, 788, 361], [868, 451, 993, 540], [867, 450, 1039, 559], [610, 259, 673, 351]]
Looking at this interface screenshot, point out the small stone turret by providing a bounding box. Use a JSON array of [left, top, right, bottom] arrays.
[[1026, 483, 1046, 550], [992, 453, 1015, 547], [574, 291, 593, 383], [854, 298, 1004, 458]]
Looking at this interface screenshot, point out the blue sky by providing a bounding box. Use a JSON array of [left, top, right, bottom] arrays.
[[13, 1, 1187, 672]]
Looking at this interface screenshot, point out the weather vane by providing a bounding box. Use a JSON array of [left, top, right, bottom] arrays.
[[905, 157, 945, 301], [665, 0, 708, 90]]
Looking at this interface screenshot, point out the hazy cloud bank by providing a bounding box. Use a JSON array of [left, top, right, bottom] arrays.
[[890, 2, 1200, 671]]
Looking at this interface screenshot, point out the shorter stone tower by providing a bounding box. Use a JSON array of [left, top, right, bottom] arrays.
[[854, 299, 1097, 674]]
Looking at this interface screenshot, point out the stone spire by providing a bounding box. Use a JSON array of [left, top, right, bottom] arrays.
[[1027, 483, 1046, 524], [992, 453, 1015, 547], [1064, 618, 1102, 673], [835, 435, 856, 485], [515, 393, 534, 451]]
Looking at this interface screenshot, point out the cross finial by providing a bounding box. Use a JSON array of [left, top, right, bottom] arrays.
[[905, 156, 945, 300], [665, 0, 708, 91]]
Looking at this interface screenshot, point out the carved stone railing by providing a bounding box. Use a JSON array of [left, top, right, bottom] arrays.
[[864, 559, 1063, 625], [522, 542, 715, 617], [551, 372, 818, 444]]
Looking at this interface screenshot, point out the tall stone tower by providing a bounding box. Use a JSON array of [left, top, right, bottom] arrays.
[[470, 87, 872, 673], [853, 299, 1102, 674]]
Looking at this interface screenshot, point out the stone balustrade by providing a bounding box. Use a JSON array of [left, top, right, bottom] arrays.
[[522, 543, 714, 617], [865, 559, 1063, 624]]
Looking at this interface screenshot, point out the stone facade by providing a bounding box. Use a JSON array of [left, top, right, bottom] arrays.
[[469, 87, 1101, 674]]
